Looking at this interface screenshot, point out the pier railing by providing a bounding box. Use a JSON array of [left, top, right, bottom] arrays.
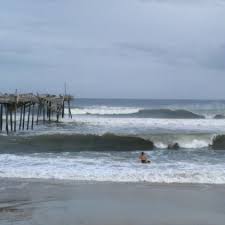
[[0, 93, 73, 134]]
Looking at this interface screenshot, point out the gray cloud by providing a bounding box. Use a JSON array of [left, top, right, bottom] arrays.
[[202, 45, 225, 70], [139, 0, 225, 5], [0, 0, 224, 98], [117, 42, 225, 71]]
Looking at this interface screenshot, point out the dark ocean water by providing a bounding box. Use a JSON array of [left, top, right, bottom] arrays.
[[0, 98, 225, 183]]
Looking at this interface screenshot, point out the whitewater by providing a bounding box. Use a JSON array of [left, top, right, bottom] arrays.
[[0, 150, 225, 184]]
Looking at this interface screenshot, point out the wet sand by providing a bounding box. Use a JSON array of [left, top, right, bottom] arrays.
[[0, 178, 225, 225]]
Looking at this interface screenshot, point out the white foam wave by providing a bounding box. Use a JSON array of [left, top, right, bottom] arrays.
[[154, 139, 211, 149], [64, 116, 225, 133], [60, 116, 225, 149], [68, 106, 140, 115], [0, 153, 225, 184], [179, 139, 210, 149]]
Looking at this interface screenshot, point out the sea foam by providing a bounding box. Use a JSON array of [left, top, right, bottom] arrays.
[[0, 152, 225, 184]]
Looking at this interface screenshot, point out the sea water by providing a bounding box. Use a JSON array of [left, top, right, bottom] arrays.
[[0, 98, 225, 184]]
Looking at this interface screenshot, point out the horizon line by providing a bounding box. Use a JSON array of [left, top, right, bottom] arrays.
[[74, 97, 225, 101]]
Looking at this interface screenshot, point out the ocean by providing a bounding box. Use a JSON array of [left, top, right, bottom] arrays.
[[0, 98, 225, 184]]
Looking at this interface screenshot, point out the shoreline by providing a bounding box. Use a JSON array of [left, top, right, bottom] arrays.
[[2, 176, 225, 186], [1, 178, 225, 225]]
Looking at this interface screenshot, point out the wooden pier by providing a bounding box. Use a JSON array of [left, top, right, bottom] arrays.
[[0, 93, 73, 134]]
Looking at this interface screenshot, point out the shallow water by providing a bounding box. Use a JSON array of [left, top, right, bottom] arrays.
[[0, 149, 225, 184]]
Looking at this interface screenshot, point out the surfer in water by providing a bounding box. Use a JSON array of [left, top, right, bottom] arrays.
[[139, 152, 151, 164]]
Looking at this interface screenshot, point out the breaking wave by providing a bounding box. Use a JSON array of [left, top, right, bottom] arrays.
[[69, 107, 205, 119], [0, 132, 217, 153], [0, 133, 154, 153], [149, 133, 213, 149], [126, 109, 204, 119], [69, 106, 140, 115]]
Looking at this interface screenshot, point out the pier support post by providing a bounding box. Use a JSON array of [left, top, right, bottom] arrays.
[[56, 106, 60, 123], [27, 103, 31, 130], [36, 104, 40, 125], [43, 103, 46, 123], [62, 100, 65, 118], [19, 106, 23, 130], [14, 104, 17, 132], [5, 104, 9, 134], [10, 107, 13, 132], [49, 101, 51, 122], [31, 103, 35, 130], [22, 104, 26, 130], [0, 104, 3, 131], [68, 100, 72, 119]]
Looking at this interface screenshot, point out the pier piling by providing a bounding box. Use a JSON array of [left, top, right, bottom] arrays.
[[19, 106, 22, 130], [14, 104, 17, 132], [5, 104, 9, 134], [31, 103, 35, 130], [0, 104, 3, 131], [27, 103, 31, 130], [22, 104, 26, 130]]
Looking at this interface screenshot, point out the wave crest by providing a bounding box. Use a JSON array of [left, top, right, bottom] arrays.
[[0, 132, 216, 153], [70, 107, 204, 119], [69, 106, 140, 115], [130, 109, 204, 119], [0, 134, 154, 153]]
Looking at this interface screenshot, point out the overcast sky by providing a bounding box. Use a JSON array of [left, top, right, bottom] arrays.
[[0, 0, 225, 99]]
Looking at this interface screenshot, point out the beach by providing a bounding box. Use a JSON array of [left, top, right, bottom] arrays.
[[1, 0, 225, 223], [1, 178, 225, 225], [1, 99, 225, 224]]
